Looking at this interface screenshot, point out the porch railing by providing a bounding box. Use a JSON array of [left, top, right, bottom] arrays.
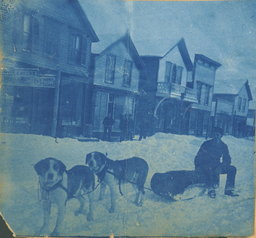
[[157, 82, 198, 102]]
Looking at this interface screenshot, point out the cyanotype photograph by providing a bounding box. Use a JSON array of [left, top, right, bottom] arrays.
[[0, 0, 255, 237]]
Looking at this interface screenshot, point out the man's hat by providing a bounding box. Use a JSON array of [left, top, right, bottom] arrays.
[[213, 127, 224, 135]]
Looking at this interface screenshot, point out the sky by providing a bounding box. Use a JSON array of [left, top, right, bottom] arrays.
[[80, 0, 256, 99]]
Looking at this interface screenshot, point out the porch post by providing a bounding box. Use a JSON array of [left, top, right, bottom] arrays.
[[52, 69, 61, 137]]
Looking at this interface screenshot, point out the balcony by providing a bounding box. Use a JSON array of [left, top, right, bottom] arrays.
[[156, 82, 198, 103]]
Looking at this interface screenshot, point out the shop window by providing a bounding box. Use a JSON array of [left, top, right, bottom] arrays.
[[105, 54, 116, 84], [189, 110, 197, 130], [60, 80, 83, 126], [123, 59, 132, 87]]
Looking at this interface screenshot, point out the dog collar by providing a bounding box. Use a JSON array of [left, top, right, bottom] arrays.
[[96, 160, 109, 183], [40, 175, 68, 194]]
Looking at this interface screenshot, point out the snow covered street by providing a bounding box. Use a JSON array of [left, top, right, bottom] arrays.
[[0, 132, 255, 237]]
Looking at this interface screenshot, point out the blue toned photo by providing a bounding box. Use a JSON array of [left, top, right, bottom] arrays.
[[0, 0, 255, 237]]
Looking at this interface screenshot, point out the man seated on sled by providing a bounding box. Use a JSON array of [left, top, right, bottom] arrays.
[[194, 127, 239, 198]]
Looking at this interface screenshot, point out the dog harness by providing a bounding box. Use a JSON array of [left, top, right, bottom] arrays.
[[95, 158, 127, 196], [39, 178, 68, 201]]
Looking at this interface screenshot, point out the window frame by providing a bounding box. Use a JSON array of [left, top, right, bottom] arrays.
[[242, 98, 246, 112], [105, 53, 116, 84], [68, 27, 87, 66], [23, 14, 32, 51], [123, 59, 133, 87]]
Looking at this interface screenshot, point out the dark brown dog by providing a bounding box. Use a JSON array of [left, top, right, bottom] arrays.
[[34, 157, 94, 236], [85, 152, 149, 213]]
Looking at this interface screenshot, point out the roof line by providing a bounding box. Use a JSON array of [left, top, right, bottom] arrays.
[[69, 0, 99, 42]]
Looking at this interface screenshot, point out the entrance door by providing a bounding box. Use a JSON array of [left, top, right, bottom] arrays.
[[31, 88, 55, 135]]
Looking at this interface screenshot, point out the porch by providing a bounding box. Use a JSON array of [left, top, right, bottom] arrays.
[[156, 82, 198, 103]]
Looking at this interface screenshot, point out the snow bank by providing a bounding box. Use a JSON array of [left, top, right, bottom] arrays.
[[0, 132, 254, 237]]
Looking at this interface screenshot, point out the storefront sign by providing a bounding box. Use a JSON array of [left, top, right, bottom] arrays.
[[2, 72, 56, 88]]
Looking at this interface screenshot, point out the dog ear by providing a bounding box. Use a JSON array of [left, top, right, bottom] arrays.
[[57, 159, 66, 175], [85, 154, 91, 164], [34, 159, 45, 175], [100, 152, 107, 164]]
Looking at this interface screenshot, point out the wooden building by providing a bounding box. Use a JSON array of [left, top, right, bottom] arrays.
[[0, 0, 99, 138], [90, 33, 144, 138], [213, 80, 253, 137], [138, 39, 221, 137], [188, 54, 221, 137]]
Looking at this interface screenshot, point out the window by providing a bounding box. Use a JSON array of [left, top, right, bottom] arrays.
[[105, 54, 116, 84], [165, 61, 172, 82], [44, 17, 60, 57], [68, 29, 87, 65], [238, 97, 242, 111], [242, 98, 246, 112], [23, 14, 32, 50], [32, 18, 40, 51], [175, 66, 183, 85], [22, 14, 40, 52], [69, 34, 81, 63], [60, 80, 83, 126], [171, 64, 177, 83], [123, 60, 133, 87], [165, 61, 183, 85]]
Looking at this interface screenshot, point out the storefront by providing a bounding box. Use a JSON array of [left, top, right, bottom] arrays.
[[92, 87, 137, 138], [1, 68, 56, 136]]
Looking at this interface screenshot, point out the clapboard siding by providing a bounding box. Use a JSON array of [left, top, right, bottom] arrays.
[[1, 0, 93, 78], [94, 41, 139, 93]]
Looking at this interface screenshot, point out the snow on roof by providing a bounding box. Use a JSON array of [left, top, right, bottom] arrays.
[[214, 79, 248, 95]]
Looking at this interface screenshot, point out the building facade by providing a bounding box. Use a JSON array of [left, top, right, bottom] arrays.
[[90, 34, 144, 138], [213, 80, 253, 137], [0, 0, 99, 138], [187, 54, 221, 137]]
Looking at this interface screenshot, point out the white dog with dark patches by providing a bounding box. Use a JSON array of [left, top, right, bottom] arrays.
[[86, 152, 149, 213], [34, 157, 95, 236]]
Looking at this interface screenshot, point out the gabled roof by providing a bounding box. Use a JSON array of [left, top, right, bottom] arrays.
[[162, 38, 193, 71], [214, 79, 253, 100], [99, 33, 145, 70], [194, 54, 221, 69], [68, 0, 99, 42]]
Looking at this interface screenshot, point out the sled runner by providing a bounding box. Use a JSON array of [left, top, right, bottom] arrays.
[[151, 170, 206, 201]]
